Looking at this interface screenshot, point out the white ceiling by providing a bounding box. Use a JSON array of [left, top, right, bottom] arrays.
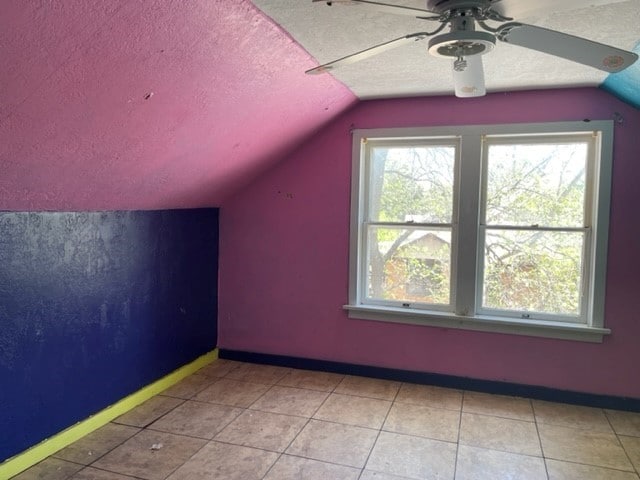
[[251, 0, 640, 99]]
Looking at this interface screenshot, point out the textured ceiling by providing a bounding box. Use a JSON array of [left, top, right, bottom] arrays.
[[0, 0, 355, 210], [252, 0, 640, 98]]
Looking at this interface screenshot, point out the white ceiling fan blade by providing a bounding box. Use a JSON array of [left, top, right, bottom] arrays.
[[453, 56, 486, 98], [492, 0, 631, 21], [306, 32, 429, 74], [497, 22, 639, 73], [311, 0, 440, 18]]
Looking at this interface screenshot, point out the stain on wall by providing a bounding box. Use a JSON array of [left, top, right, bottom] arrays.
[[0, 208, 218, 462]]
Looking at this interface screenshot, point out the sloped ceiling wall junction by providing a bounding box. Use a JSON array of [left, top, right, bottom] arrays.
[[0, 0, 355, 211]]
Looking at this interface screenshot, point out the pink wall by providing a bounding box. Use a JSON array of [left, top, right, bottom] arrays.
[[0, 0, 354, 210], [219, 87, 640, 398]]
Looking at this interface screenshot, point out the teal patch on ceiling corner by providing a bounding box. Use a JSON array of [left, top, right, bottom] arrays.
[[600, 41, 640, 109]]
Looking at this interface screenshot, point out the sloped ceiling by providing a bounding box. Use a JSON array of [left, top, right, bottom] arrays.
[[2, 1, 638, 212], [0, 0, 356, 210]]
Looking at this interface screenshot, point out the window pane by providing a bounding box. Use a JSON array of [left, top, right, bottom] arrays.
[[482, 230, 584, 316], [366, 226, 451, 305], [369, 145, 455, 223], [486, 142, 587, 227]]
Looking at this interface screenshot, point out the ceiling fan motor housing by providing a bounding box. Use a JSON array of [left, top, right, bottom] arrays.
[[426, 0, 497, 14], [428, 10, 496, 59]]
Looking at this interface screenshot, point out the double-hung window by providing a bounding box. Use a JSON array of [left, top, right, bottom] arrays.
[[345, 122, 613, 342]]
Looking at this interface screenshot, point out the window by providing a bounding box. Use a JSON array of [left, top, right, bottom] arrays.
[[345, 122, 613, 342]]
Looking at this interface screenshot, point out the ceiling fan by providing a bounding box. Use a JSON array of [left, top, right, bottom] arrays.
[[305, 0, 639, 97]]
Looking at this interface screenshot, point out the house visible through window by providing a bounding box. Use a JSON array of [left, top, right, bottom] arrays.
[[345, 122, 613, 342]]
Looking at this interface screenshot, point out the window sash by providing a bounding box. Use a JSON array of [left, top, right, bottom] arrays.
[[360, 138, 460, 312], [476, 133, 596, 323], [361, 223, 454, 311]]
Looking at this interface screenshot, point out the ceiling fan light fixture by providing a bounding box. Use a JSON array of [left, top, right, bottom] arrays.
[[428, 30, 496, 58], [453, 54, 486, 98]]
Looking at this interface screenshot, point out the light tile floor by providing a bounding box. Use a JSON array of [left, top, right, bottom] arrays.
[[13, 359, 640, 480]]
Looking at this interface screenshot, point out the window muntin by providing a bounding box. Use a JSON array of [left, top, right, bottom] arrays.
[[349, 123, 612, 338]]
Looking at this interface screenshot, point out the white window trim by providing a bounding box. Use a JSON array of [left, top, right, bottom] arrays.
[[345, 121, 613, 343]]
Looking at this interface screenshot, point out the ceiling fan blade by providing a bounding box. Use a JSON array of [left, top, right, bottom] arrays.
[[311, 0, 440, 19], [453, 56, 486, 98], [306, 32, 429, 74], [497, 22, 638, 73], [492, 0, 631, 21]]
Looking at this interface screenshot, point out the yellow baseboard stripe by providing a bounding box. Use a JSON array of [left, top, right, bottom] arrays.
[[0, 348, 219, 479]]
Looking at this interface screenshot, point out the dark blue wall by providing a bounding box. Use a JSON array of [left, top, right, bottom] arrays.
[[0, 209, 218, 462]]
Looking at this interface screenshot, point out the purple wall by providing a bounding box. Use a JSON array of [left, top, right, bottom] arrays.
[[219, 88, 640, 399]]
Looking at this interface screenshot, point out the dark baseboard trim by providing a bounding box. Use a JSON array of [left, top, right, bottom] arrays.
[[219, 349, 640, 412]]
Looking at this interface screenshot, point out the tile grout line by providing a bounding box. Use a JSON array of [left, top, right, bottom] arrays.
[[216, 361, 291, 480], [151, 361, 247, 480], [604, 409, 639, 476], [259, 371, 342, 480], [531, 399, 551, 480], [356, 380, 403, 479], [452, 390, 465, 480]]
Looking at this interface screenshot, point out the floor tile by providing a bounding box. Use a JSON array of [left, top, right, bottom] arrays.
[[195, 378, 270, 407], [148, 400, 242, 439], [214, 409, 307, 452], [462, 391, 534, 421], [167, 441, 278, 480], [334, 376, 400, 401], [313, 393, 391, 429], [383, 402, 460, 442], [455, 445, 547, 480], [620, 435, 640, 471], [249, 386, 328, 417], [459, 412, 541, 456], [53, 423, 140, 465], [70, 467, 139, 479], [533, 400, 612, 432], [606, 409, 640, 437], [277, 369, 344, 392], [286, 419, 378, 468], [365, 431, 457, 479], [197, 359, 243, 378], [161, 373, 216, 399], [262, 455, 360, 480], [113, 395, 184, 428], [92, 429, 206, 480], [395, 383, 462, 411], [538, 423, 633, 471], [546, 458, 640, 479], [225, 363, 290, 384], [12, 458, 84, 480], [19, 362, 640, 480]]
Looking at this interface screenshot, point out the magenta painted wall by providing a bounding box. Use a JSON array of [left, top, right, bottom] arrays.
[[219, 87, 640, 398], [0, 0, 354, 210]]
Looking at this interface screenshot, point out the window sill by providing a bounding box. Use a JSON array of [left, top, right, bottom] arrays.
[[343, 305, 610, 343]]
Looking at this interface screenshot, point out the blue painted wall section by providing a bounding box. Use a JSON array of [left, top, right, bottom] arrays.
[[0, 209, 219, 462], [601, 41, 640, 109]]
